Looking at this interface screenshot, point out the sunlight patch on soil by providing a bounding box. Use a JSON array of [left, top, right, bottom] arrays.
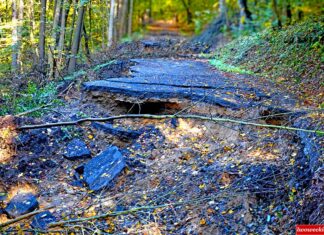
[[0, 115, 17, 163]]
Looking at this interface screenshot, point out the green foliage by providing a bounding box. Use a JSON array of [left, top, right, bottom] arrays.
[[63, 70, 87, 81], [0, 82, 61, 117], [210, 59, 253, 75], [213, 18, 324, 82], [92, 60, 116, 72]]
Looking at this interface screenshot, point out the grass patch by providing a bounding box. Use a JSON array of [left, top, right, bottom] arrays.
[[210, 59, 254, 74]]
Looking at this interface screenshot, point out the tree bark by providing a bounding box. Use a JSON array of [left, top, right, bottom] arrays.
[[39, 0, 47, 73], [11, 0, 19, 73], [286, 0, 292, 25], [180, 0, 193, 24], [127, 0, 133, 37], [82, 23, 91, 61], [238, 0, 252, 31], [67, 4, 85, 74], [272, 0, 282, 28], [56, 0, 69, 78], [27, 0, 37, 65], [48, 0, 62, 79], [108, 0, 115, 47], [119, 0, 129, 38]]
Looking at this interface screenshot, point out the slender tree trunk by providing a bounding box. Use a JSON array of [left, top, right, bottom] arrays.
[[286, 0, 292, 25], [272, 0, 282, 27], [39, 0, 47, 73], [108, 0, 115, 47], [68, 0, 77, 52], [55, 0, 68, 78], [219, 0, 228, 26], [12, 0, 19, 73], [48, 0, 62, 79], [18, 0, 24, 71], [127, 0, 133, 37], [28, 0, 37, 65], [180, 0, 193, 24], [238, 0, 252, 31], [119, 0, 128, 38], [148, 0, 152, 23], [82, 23, 91, 61], [67, 5, 85, 74]]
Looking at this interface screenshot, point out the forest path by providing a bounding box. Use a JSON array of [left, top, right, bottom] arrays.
[[1, 38, 322, 235], [84, 58, 297, 115], [146, 20, 181, 36]]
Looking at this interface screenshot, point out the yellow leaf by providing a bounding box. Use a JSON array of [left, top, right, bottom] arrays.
[[88, 134, 94, 140], [200, 218, 206, 225]]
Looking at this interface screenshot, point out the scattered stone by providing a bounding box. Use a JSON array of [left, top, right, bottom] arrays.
[[83, 146, 126, 191], [63, 138, 91, 160], [92, 122, 142, 140], [5, 193, 39, 218], [30, 211, 56, 230]]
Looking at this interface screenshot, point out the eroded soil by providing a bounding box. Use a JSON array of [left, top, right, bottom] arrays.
[[0, 37, 323, 234]]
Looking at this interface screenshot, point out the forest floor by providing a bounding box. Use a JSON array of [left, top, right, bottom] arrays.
[[0, 29, 323, 234]]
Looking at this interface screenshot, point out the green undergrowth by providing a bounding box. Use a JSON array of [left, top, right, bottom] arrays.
[[212, 18, 323, 82], [210, 59, 254, 75], [0, 82, 61, 117]]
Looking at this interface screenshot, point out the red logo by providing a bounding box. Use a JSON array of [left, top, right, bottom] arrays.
[[296, 225, 324, 235]]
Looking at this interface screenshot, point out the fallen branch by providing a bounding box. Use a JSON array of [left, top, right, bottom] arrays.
[[0, 206, 54, 228], [17, 114, 323, 134], [49, 196, 213, 228], [16, 103, 53, 117]]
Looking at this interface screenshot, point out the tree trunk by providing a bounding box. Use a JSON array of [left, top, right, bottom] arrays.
[[68, 0, 77, 52], [67, 5, 85, 74], [192, 0, 227, 46], [127, 0, 133, 37], [119, 0, 128, 38], [148, 0, 152, 23], [27, 0, 37, 65], [238, 0, 252, 31], [82, 23, 91, 61], [55, 0, 69, 78], [39, 0, 47, 73], [108, 0, 115, 47], [286, 0, 292, 25], [18, 0, 24, 71], [48, 0, 62, 79], [11, 0, 19, 73], [272, 0, 282, 28], [180, 0, 193, 24]]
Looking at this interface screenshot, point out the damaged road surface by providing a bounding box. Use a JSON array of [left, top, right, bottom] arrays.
[[84, 58, 295, 110], [0, 56, 323, 235]]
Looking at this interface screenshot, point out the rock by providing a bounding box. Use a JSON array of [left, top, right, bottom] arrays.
[[31, 211, 56, 230], [5, 193, 39, 218], [83, 146, 126, 191], [64, 139, 91, 160], [92, 122, 142, 140]]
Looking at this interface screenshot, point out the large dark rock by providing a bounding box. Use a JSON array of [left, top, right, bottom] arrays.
[[5, 193, 39, 218], [83, 146, 126, 191], [64, 138, 91, 160], [92, 122, 142, 140], [30, 211, 57, 230]]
